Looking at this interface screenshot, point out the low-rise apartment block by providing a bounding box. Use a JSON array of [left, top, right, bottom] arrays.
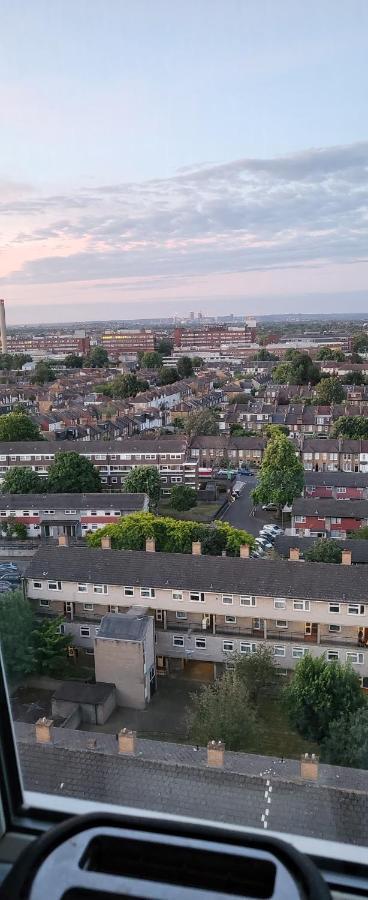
[[0, 492, 148, 538], [304, 470, 368, 499], [25, 543, 368, 682], [291, 498, 368, 539]]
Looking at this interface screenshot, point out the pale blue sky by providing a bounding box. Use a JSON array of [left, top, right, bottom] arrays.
[[1, 1, 368, 323]]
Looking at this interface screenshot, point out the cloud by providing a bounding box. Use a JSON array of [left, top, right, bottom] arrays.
[[1, 141, 368, 287]]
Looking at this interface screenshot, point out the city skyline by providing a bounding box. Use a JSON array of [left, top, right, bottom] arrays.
[[1, 1, 368, 325]]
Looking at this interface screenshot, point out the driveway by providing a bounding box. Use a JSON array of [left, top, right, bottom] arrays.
[[219, 475, 281, 536]]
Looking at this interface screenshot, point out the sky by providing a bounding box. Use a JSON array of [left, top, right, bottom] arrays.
[[1, 0, 368, 325]]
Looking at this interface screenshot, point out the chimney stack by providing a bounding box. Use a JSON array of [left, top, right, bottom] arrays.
[[146, 537, 156, 553], [300, 753, 319, 781], [101, 535, 111, 550], [240, 544, 250, 559], [192, 541, 202, 556], [118, 728, 137, 755], [341, 549, 352, 566], [289, 547, 300, 561], [35, 717, 54, 744], [0, 299, 7, 353], [207, 740, 225, 768], [58, 533, 69, 547]]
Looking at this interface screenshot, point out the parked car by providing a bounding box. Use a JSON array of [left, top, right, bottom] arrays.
[[255, 537, 273, 550], [262, 525, 283, 536], [0, 573, 21, 584], [262, 503, 278, 511], [0, 562, 18, 571], [0, 581, 13, 593]]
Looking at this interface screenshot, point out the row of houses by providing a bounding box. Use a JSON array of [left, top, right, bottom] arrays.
[[0, 492, 148, 538]]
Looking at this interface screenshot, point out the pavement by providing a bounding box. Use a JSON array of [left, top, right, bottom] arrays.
[[219, 476, 280, 536]]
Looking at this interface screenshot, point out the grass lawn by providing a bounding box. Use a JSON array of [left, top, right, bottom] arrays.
[[158, 500, 224, 522], [247, 696, 320, 759]]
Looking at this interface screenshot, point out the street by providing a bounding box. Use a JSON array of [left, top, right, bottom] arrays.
[[219, 475, 279, 536]]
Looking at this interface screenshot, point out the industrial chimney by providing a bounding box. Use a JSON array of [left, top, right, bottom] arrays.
[[0, 300, 7, 353]]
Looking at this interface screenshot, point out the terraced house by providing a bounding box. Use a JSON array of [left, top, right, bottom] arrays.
[[0, 492, 148, 538], [25, 541, 368, 683]]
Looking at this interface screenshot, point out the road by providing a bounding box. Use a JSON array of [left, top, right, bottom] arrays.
[[219, 475, 279, 536]]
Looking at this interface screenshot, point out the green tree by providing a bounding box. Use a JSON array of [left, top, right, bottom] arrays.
[[156, 338, 173, 356], [317, 347, 345, 361], [344, 370, 365, 385], [0, 412, 41, 441], [171, 416, 185, 430], [349, 526, 368, 540], [315, 377, 345, 404], [159, 366, 179, 385], [33, 616, 71, 676], [140, 351, 163, 369], [253, 349, 278, 361], [185, 409, 219, 437], [272, 361, 293, 383], [272, 352, 320, 385], [1, 467, 45, 494], [322, 708, 368, 768], [5, 518, 28, 539], [97, 374, 149, 399], [351, 333, 368, 354], [30, 360, 55, 384], [86, 346, 109, 368], [284, 654, 365, 743], [186, 671, 260, 750], [123, 466, 161, 506], [170, 485, 197, 511], [0, 591, 35, 681], [177, 356, 194, 378], [46, 452, 102, 493], [64, 354, 84, 368], [252, 432, 304, 514], [234, 644, 280, 707], [304, 539, 343, 563], [192, 356, 203, 368], [332, 416, 368, 439]]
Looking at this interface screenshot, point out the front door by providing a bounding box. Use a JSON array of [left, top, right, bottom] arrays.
[[305, 622, 318, 641]]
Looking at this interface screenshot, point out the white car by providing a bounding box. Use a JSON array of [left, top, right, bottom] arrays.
[[255, 537, 273, 550], [261, 525, 283, 536]]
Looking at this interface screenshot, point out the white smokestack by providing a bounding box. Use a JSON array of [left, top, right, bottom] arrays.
[[0, 300, 7, 353]]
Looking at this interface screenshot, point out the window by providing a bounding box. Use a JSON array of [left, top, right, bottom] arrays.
[[292, 647, 307, 658], [155, 610, 163, 622], [124, 586, 134, 597], [190, 591, 205, 602], [65, 509, 77, 515], [141, 587, 155, 599], [346, 651, 364, 665], [274, 598, 286, 609], [329, 624, 341, 633], [327, 649, 339, 661], [275, 620, 288, 628], [240, 595, 256, 606], [293, 600, 310, 611], [294, 515, 306, 523], [173, 635, 184, 647], [348, 604, 365, 615], [253, 618, 264, 630], [80, 626, 90, 637], [93, 584, 108, 595], [48, 580, 62, 591], [331, 517, 341, 524], [240, 641, 256, 654], [329, 603, 340, 614], [222, 594, 233, 605], [39, 598, 50, 608], [172, 591, 183, 601], [195, 637, 206, 649], [223, 640, 234, 652], [83, 603, 94, 611], [225, 615, 237, 624], [22, 511, 30, 516], [274, 645, 286, 657], [176, 611, 187, 620], [78, 584, 88, 593], [33, 581, 42, 589]]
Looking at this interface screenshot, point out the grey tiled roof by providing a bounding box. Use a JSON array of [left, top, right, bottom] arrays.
[[0, 493, 147, 511], [304, 472, 368, 487], [274, 535, 368, 564], [97, 612, 150, 641], [292, 498, 368, 518], [25, 546, 368, 602], [0, 437, 187, 454], [15, 724, 368, 845]]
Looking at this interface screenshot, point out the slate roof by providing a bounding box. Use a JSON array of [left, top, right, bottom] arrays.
[[0, 437, 187, 455], [304, 471, 368, 488], [292, 498, 368, 518], [0, 493, 147, 511], [274, 535, 368, 564], [24, 546, 368, 603], [97, 612, 150, 641], [15, 724, 368, 845]]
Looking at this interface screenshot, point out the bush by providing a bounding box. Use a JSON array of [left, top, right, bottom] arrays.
[[170, 485, 197, 510]]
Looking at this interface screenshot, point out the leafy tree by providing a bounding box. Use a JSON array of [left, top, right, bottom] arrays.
[[343, 370, 365, 385], [156, 338, 173, 356], [322, 708, 368, 768], [192, 356, 203, 368], [284, 654, 365, 743], [159, 366, 179, 385], [315, 377, 345, 404], [86, 346, 109, 368], [317, 347, 345, 361], [5, 518, 28, 539], [272, 361, 293, 383], [140, 351, 163, 369], [0, 353, 32, 370], [253, 349, 278, 361], [185, 409, 219, 437], [252, 432, 304, 514], [349, 526, 368, 540], [123, 466, 161, 506], [186, 671, 260, 750], [304, 539, 343, 563], [1, 467, 46, 494], [273, 352, 320, 385], [30, 360, 55, 384], [64, 354, 84, 368], [46, 452, 102, 493], [177, 356, 194, 378], [332, 416, 368, 439], [170, 485, 197, 510], [0, 412, 41, 441], [87, 511, 254, 555], [351, 333, 368, 354], [230, 425, 257, 436], [33, 616, 71, 676], [350, 351, 363, 364], [265, 424, 289, 438], [234, 644, 280, 707], [98, 374, 149, 399], [171, 416, 185, 430], [0, 591, 35, 681]]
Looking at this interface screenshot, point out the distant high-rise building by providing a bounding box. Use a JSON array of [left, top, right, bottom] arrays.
[[189, 311, 195, 320], [0, 299, 7, 353]]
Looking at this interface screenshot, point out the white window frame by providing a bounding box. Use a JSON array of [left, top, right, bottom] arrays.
[[39, 598, 50, 608], [83, 603, 94, 611], [33, 581, 42, 589], [329, 603, 340, 614], [176, 611, 187, 620], [124, 586, 134, 597], [274, 645, 286, 657], [222, 594, 233, 605], [79, 626, 91, 638], [78, 584, 88, 593], [327, 649, 339, 661], [275, 620, 288, 629], [240, 641, 257, 654], [274, 598, 286, 610], [195, 637, 206, 650], [329, 624, 341, 633], [190, 591, 204, 603], [223, 640, 234, 652], [48, 581, 62, 591], [240, 595, 256, 607], [172, 591, 183, 601], [225, 615, 237, 624], [173, 635, 184, 647], [93, 584, 108, 595], [140, 587, 155, 599], [348, 604, 365, 616], [346, 651, 364, 665], [293, 600, 310, 612], [292, 647, 307, 659]]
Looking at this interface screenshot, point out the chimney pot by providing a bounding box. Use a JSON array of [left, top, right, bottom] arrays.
[[35, 717, 54, 743], [300, 753, 319, 780], [192, 541, 202, 556], [118, 728, 137, 754], [341, 549, 352, 566], [58, 533, 69, 547], [146, 537, 156, 553], [207, 740, 225, 767], [240, 543, 250, 559], [101, 535, 111, 550], [289, 547, 300, 561]]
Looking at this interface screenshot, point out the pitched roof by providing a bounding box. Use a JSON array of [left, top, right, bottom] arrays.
[[97, 612, 150, 641], [0, 493, 147, 511], [304, 471, 368, 487], [274, 534, 368, 564], [25, 545, 368, 603], [292, 498, 368, 518]]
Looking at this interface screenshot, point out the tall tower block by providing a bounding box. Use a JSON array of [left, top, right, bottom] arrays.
[[0, 300, 7, 352]]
